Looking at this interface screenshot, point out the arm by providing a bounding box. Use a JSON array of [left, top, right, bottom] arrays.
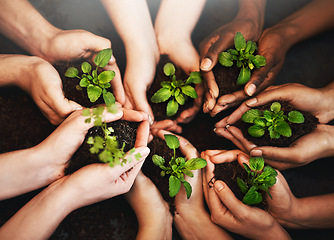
[[101, 0, 159, 119]]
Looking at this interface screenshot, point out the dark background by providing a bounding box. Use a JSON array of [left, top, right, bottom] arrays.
[[0, 0, 333, 239]]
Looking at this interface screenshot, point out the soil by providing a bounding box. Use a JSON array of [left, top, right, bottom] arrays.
[[211, 61, 243, 98], [147, 55, 195, 121], [234, 100, 319, 147], [213, 161, 266, 209]]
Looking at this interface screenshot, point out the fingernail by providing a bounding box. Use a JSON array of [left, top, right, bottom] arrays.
[[200, 58, 212, 71], [246, 97, 257, 106], [137, 147, 150, 158], [148, 115, 153, 125], [75, 107, 83, 111], [250, 149, 262, 157], [214, 181, 224, 192], [213, 127, 217, 133], [246, 84, 256, 96], [209, 89, 215, 99], [226, 124, 230, 129]]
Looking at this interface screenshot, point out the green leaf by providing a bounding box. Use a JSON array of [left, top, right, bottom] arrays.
[[103, 91, 116, 108], [169, 175, 181, 197], [237, 67, 251, 85], [253, 55, 267, 68], [263, 110, 274, 121], [163, 63, 176, 76], [152, 154, 165, 166], [87, 85, 102, 102], [249, 157, 264, 171], [187, 71, 202, 84], [166, 99, 179, 116], [249, 42, 257, 54], [275, 120, 292, 137], [183, 181, 192, 199], [270, 102, 281, 113], [65, 67, 79, 78], [242, 186, 262, 205], [181, 85, 198, 98], [164, 134, 180, 150], [151, 88, 172, 103], [184, 158, 207, 170], [264, 165, 278, 177], [183, 169, 194, 178], [81, 62, 92, 74], [98, 70, 115, 84], [94, 48, 112, 68], [218, 52, 233, 67], [243, 163, 252, 174], [237, 177, 249, 194], [245, 41, 253, 53], [253, 118, 266, 127], [241, 109, 262, 123], [82, 108, 91, 116], [269, 129, 280, 139], [92, 70, 97, 78], [175, 91, 186, 105], [248, 125, 265, 137], [79, 78, 89, 87], [288, 111, 305, 123], [234, 32, 246, 51]]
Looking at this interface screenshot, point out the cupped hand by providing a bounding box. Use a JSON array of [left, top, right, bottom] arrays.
[[202, 155, 291, 240]]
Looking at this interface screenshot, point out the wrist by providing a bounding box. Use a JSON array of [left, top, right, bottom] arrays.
[[236, 0, 266, 33], [320, 82, 334, 122]]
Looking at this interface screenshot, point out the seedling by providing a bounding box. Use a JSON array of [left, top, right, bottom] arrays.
[[151, 63, 202, 116], [65, 48, 116, 113], [241, 102, 305, 139], [83, 106, 141, 167], [218, 32, 267, 85], [237, 157, 277, 205], [152, 134, 207, 198]]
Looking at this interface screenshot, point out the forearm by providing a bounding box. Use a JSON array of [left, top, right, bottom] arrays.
[[267, 0, 334, 49], [0, 147, 62, 200], [320, 81, 334, 122], [236, 0, 266, 30], [0, 177, 74, 240], [0, 0, 59, 58]]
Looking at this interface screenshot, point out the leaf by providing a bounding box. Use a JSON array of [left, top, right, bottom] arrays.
[[237, 177, 249, 194], [175, 92, 186, 105], [152, 154, 165, 166], [249, 41, 257, 54], [151, 88, 172, 103], [163, 63, 176, 76], [183, 169, 194, 178], [187, 71, 202, 84], [183, 181, 192, 199], [270, 102, 281, 113], [264, 165, 278, 177], [79, 78, 90, 87], [234, 32, 246, 51], [269, 129, 280, 139], [98, 70, 115, 84], [241, 109, 262, 123], [87, 85, 102, 102], [288, 111, 305, 123], [167, 99, 179, 116], [253, 55, 267, 68], [81, 62, 92, 74], [275, 120, 292, 137], [237, 67, 251, 85], [184, 158, 207, 170], [245, 41, 253, 53], [164, 134, 180, 150], [263, 110, 274, 121], [94, 48, 112, 68], [249, 157, 264, 171], [65, 67, 79, 78], [242, 186, 262, 205], [181, 85, 198, 99], [248, 125, 265, 137], [169, 175, 181, 198], [253, 118, 266, 127], [218, 52, 233, 67], [243, 163, 252, 174], [103, 91, 115, 108]]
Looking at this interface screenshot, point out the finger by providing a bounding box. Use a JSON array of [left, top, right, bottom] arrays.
[[216, 90, 248, 109], [213, 127, 248, 153], [82, 32, 111, 53], [134, 121, 150, 148], [226, 126, 257, 152], [121, 108, 149, 122], [178, 136, 198, 159], [176, 105, 200, 124], [215, 102, 251, 128], [203, 91, 217, 113], [261, 159, 297, 170], [151, 119, 175, 131], [202, 70, 219, 100], [104, 61, 126, 106]]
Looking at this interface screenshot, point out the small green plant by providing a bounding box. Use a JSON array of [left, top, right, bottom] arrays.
[[241, 102, 305, 139], [65, 48, 116, 113], [237, 157, 278, 205], [151, 63, 202, 116], [83, 106, 141, 167], [152, 134, 207, 198], [218, 32, 267, 85]]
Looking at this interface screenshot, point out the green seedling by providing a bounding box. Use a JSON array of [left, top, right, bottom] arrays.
[[83, 106, 141, 167], [151, 63, 202, 116], [237, 157, 277, 205], [152, 134, 207, 198], [65, 48, 116, 113], [218, 32, 267, 85], [241, 102, 304, 139]]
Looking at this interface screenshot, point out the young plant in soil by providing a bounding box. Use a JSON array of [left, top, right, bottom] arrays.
[[152, 134, 207, 198], [218, 32, 267, 85], [237, 157, 278, 205], [150, 62, 202, 117], [65, 48, 117, 113], [241, 101, 304, 139]]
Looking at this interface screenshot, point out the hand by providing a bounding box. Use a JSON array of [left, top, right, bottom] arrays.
[[200, 0, 266, 113], [202, 153, 291, 240]]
